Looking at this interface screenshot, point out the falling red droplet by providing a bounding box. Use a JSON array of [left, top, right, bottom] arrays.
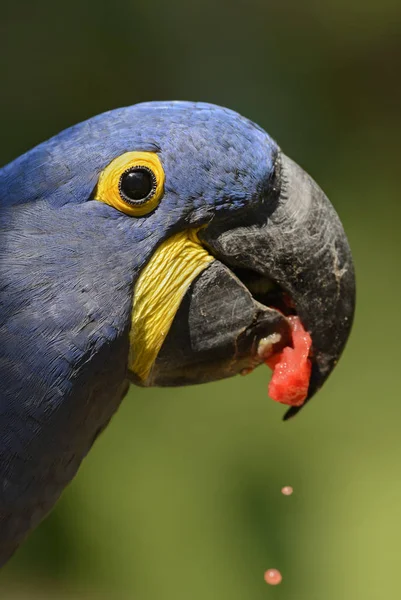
[[281, 486, 293, 496], [264, 569, 282, 585]]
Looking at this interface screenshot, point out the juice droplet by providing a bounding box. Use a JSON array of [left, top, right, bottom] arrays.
[[264, 569, 282, 585], [281, 486, 293, 496]]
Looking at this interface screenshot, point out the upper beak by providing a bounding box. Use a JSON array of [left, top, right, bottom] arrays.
[[199, 153, 356, 418], [144, 152, 356, 420]]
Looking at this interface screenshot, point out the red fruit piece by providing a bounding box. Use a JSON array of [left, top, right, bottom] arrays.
[[264, 568, 282, 585], [265, 316, 312, 407]]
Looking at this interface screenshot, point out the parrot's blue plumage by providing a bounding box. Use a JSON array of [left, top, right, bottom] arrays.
[[0, 102, 278, 563]]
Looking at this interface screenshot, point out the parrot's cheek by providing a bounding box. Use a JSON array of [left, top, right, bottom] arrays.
[[131, 260, 292, 387]]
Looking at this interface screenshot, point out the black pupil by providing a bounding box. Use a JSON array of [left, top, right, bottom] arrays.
[[120, 168, 154, 202]]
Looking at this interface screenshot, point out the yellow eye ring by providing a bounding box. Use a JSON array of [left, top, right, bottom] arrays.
[[94, 151, 165, 216]]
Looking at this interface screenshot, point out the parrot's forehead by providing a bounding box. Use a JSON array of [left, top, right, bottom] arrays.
[[1, 102, 279, 210], [91, 101, 276, 159], [78, 101, 278, 189]]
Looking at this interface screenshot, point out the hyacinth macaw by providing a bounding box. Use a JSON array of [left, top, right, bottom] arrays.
[[0, 101, 355, 565]]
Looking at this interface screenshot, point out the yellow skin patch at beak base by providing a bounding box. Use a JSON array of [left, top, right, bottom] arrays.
[[129, 229, 214, 382]]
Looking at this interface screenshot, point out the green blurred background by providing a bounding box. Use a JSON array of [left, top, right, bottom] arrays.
[[1, 0, 401, 598]]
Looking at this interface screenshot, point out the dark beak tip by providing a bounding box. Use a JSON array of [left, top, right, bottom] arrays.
[[282, 394, 313, 421], [282, 407, 299, 421]]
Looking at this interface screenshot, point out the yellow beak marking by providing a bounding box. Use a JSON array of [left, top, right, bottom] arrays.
[[129, 229, 214, 382]]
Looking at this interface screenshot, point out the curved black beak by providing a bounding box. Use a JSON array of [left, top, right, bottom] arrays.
[[144, 151, 355, 420], [199, 153, 356, 418]]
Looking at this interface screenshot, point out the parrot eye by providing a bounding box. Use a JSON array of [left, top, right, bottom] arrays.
[[94, 151, 165, 217], [119, 167, 156, 204]]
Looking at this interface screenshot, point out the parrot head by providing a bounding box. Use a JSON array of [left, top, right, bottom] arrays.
[[0, 101, 355, 421], [0, 101, 356, 562]]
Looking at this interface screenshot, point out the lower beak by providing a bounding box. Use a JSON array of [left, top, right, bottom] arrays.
[[147, 260, 292, 386], [139, 152, 356, 419]]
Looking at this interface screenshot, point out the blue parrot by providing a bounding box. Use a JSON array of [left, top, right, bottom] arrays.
[[0, 101, 355, 565]]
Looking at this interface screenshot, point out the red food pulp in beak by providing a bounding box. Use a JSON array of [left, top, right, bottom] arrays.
[[265, 315, 312, 407]]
